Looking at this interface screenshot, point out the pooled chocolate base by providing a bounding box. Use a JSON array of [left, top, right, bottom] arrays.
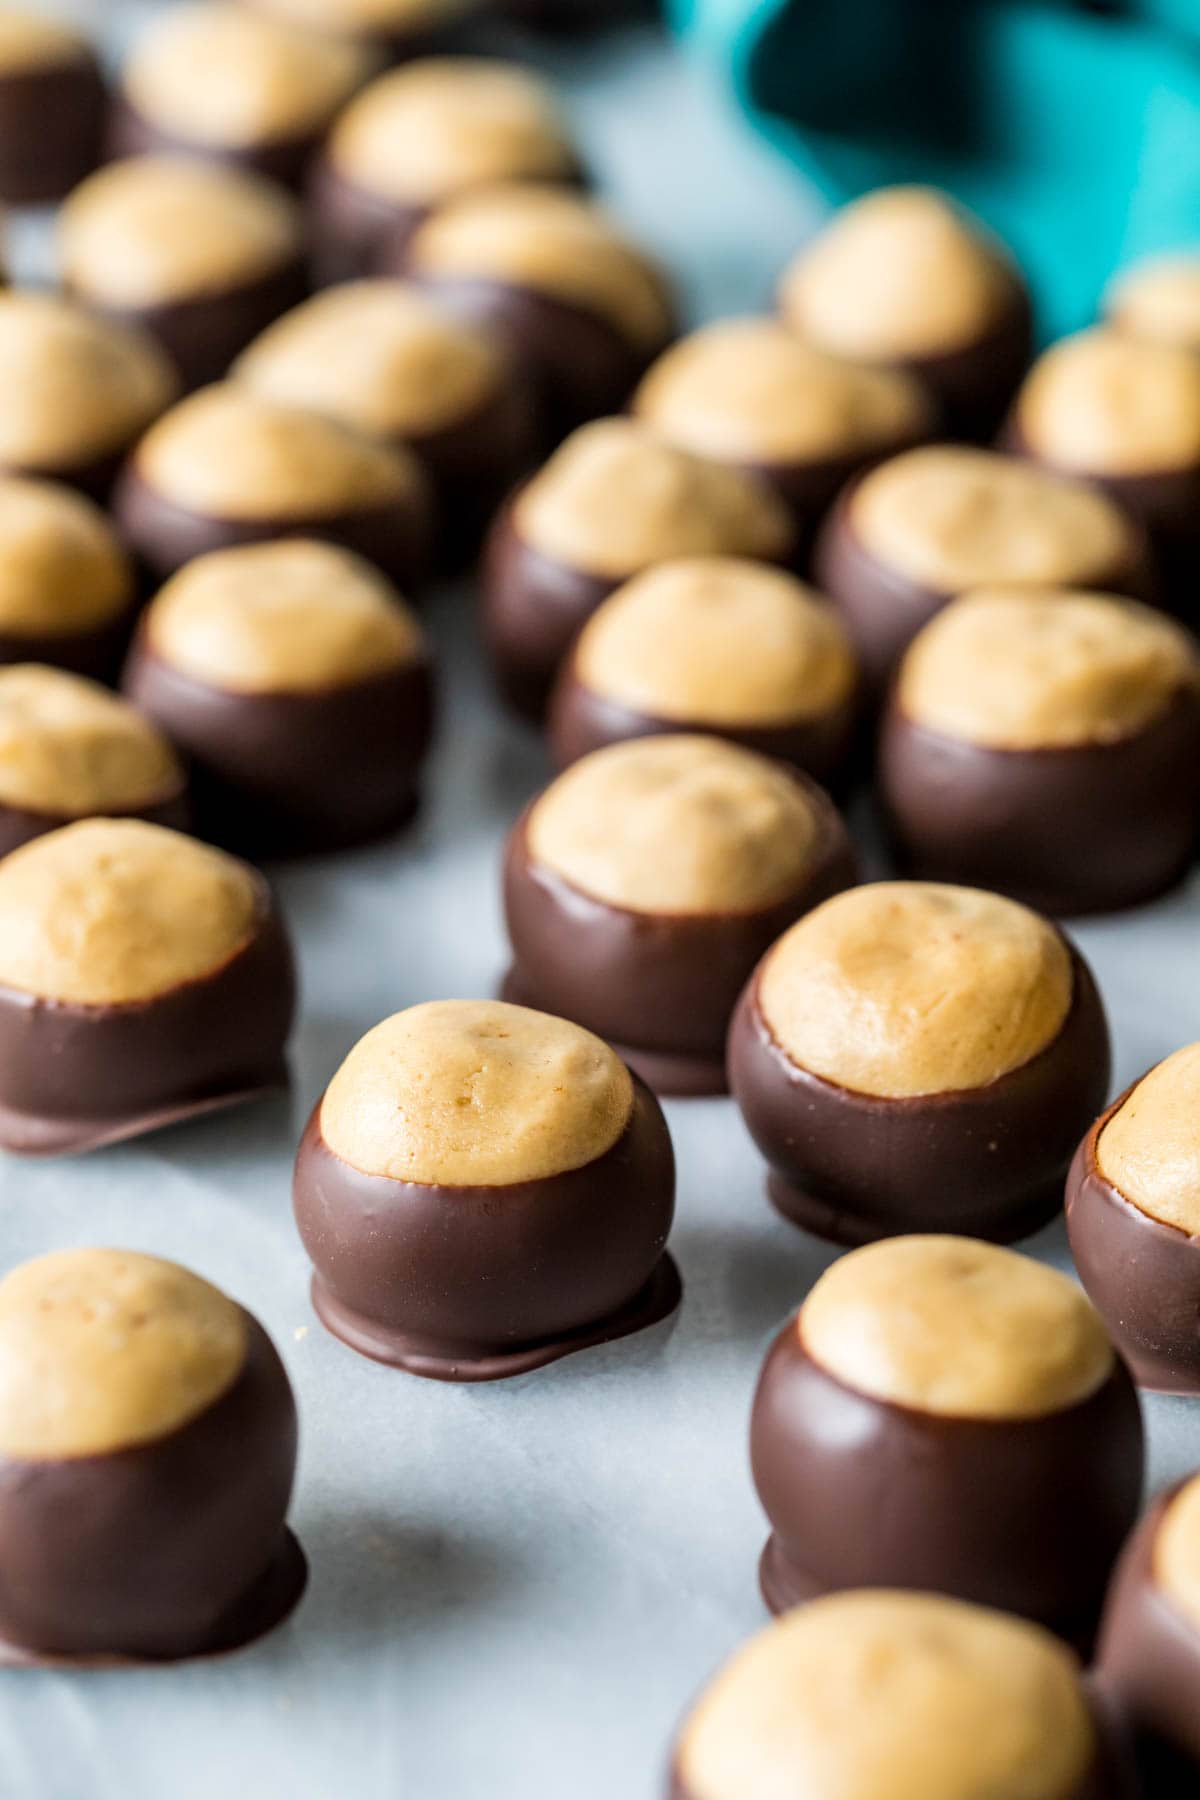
[[0, 1528, 306, 1668], [1067, 1091, 1200, 1396], [764, 1166, 1068, 1249], [311, 1253, 681, 1383], [0, 900, 296, 1157]]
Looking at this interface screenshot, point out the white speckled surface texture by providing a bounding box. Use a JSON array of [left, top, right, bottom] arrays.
[[0, 10, 1196, 1799]]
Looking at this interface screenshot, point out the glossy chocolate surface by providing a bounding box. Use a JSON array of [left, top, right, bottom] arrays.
[[547, 656, 862, 793], [1067, 1089, 1200, 1395], [728, 943, 1110, 1244], [813, 478, 1152, 694], [0, 52, 104, 204], [502, 783, 857, 1098], [880, 685, 1200, 916], [1097, 1484, 1200, 1794], [73, 259, 309, 394], [404, 367, 541, 572], [0, 1310, 303, 1662], [113, 464, 432, 589], [293, 1072, 678, 1381], [123, 634, 434, 857], [0, 890, 295, 1155], [751, 1327, 1143, 1642]]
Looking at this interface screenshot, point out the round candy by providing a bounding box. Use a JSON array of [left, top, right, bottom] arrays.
[[293, 998, 680, 1380], [0, 1247, 303, 1662], [729, 881, 1110, 1243]]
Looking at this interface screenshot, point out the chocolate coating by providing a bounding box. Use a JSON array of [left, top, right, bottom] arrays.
[[483, 501, 796, 725], [1005, 415, 1200, 623], [113, 464, 431, 590], [881, 684, 1200, 916], [728, 941, 1109, 1244], [1097, 1484, 1200, 1794], [548, 656, 860, 793], [0, 611, 139, 686], [292, 1073, 679, 1381], [0, 45, 104, 205], [0, 1307, 302, 1662], [502, 783, 857, 1099], [895, 298, 1033, 441], [0, 884, 294, 1156], [1067, 1087, 1200, 1395], [751, 1324, 1143, 1643], [814, 476, 1151, 694], [123, 630, 434, 857], [406, 270, 670, 443], [77, 261, 309, 397]]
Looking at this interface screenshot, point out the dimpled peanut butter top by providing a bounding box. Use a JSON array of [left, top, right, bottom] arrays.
[[234, 280, 503, 441], [758, 882, 1072, 1098], [634, 319, 932, 464], [1154, 1475, 1200, 1632], [1098, 1043, 1200, 1235], [1107, 256, 1200, 354], [0, 477, 133, 635], [247, 0, 479, 32], [800, 1236, 1114, 1419], [0, 9, 88, 71], [407, 186, 674, 354], [60, 156, 304, 309], [330, 59, 576, 202], [145, 539, 424, 694], [0, 665, 182, 815], [0, 819, 260, 1005], [0, 1249, 246, 1460], [513, 420, 793, 580], [899, 587, 1200, 749], [778, 187, 1022, 362], [1018, 328, 1200, 476], [676, 1590, 1096, 1800], [123, 4, 370, 149], [0, 292, 177, 472], [850, 445, 1136, 595], [527, 735, 820, 916], [135, 384, 425, 520], [574, 558, 857, 726], [320, 998, 633, 1186]]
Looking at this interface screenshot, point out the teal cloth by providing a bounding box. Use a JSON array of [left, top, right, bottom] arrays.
[[669, 0, 1200, 339]]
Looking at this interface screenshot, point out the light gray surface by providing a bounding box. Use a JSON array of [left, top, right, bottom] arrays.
[[1, 15, 1198, 1800]]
